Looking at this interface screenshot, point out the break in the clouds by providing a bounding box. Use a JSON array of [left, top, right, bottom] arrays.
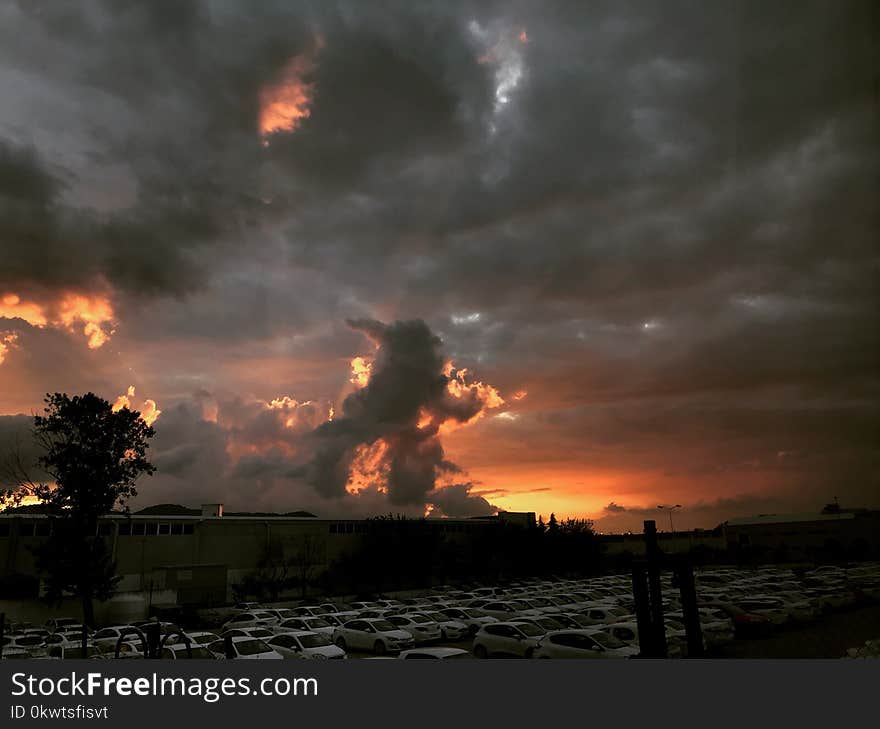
[[0, 1, 877, 528]]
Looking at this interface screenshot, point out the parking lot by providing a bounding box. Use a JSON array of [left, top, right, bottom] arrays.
[[2, 561, 878, 660]]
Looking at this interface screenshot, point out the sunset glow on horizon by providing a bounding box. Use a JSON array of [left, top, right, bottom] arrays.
[[0, 4, 876, 530]]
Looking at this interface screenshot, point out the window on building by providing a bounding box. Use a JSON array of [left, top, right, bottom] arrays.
[[118, 522, 132, 536], [158, 523, 171, 535], [132, 522, 146, 536], [182, 524, 194, 535], [34, 522, 51, 537], [0, 523, 10, 538], [170, 523, 183, 536], [97, 523, 113, 537]]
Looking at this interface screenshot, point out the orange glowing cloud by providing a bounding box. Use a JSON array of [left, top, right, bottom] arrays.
[[268, 395, 315, 428], [57, 294, 115, 349], [259, 38, 324, 141], [350, 356, 373, 388], [112, 385, 161, 426], [346, 439, 390, 495], [0, 331, 19, 365], [0, 291, 116, 349], [512, 389, 528, 401], [1, 293, 48, 327]]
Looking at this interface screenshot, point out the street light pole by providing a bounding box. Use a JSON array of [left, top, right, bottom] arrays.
[[657, 504, 682, 534]]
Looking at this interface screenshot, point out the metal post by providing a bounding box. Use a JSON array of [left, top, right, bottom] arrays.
[[675, 559, 704, 657], [631, 563, 653, 657], [0, 612, 5, 659], [644, 520, 668, 658]]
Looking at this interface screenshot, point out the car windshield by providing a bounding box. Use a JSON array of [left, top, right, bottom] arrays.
[[411, 615, 433, 624], [537, 618, 564, 629], [515, 623, 544, 637], [300, 633, 332, 648], [306, 618, 330, 628], [426, 612, 447, 622], [236, 639, 271, 656], [371, 620, 396, 632], [592, 632, 626, 649], [466, 609, 487, 617]]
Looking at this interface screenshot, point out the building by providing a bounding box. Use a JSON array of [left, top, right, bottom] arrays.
[[0, 504, 536, 615], [723, 505, 880, 560]]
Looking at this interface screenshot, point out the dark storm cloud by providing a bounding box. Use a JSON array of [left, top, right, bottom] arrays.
[[306, 319, 492, 507], [1, 2, 877, 519]]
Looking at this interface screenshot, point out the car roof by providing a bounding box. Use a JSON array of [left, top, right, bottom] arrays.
[[272, 630, 319, 638]]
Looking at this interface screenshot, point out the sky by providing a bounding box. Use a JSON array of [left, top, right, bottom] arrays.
[[0, 1, 877, 531]]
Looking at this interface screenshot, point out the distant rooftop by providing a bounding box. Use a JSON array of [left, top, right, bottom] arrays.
[[726, 512, 856, 527]]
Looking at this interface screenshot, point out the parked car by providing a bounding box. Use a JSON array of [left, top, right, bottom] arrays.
[[91, 626, 141, 649], [169, 631, 219, 647], [291, 606, 332, 617], [385, 615, 442, 645], [161, 644, 218, 659], [472, 621, 545, 659], [533, 629, 638, 659], [221, 627, 276, 641], [417, 611, 469, 641], [207, 636, 283, 660], [45, 618, 83, 633], [332, 619, 415, 655], [275, 617, 336, 636], [46, 644, 106, 660], [438, 607, 498, 635], [266, 631, 346, 660], [221, 611, 278, 631]]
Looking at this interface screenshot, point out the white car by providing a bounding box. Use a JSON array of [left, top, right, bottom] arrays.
[[266, 631, 346, 660], [332, 619, 415, 655], [291, 606, 332, 617], [262, 608, 297, 622], [439, 607, 498, 635], [274, 617, 336, 636], [534, 629, 638, 659], [45, 618, 84, 633], [472, 621, 545, 659], [603, 621, 683, 658], [385, 615, 442, 644], [577, 605, 630, 625], [46, 644, 105, 660], [170, 631, 219, 648], [221, 627, 276, 641], [207, 636, 283, 660], [91, 626, 141, 649], [221, 611, 278, 631], [161, 644, 218, 659], [3, 633, 49, 658], [418, 611, 469, 641]]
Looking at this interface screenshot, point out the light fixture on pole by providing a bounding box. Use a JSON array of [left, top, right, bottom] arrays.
[[657, 504, 682, 533]]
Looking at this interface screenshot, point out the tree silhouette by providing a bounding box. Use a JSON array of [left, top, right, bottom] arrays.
[[10, 393, 156, 626]]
